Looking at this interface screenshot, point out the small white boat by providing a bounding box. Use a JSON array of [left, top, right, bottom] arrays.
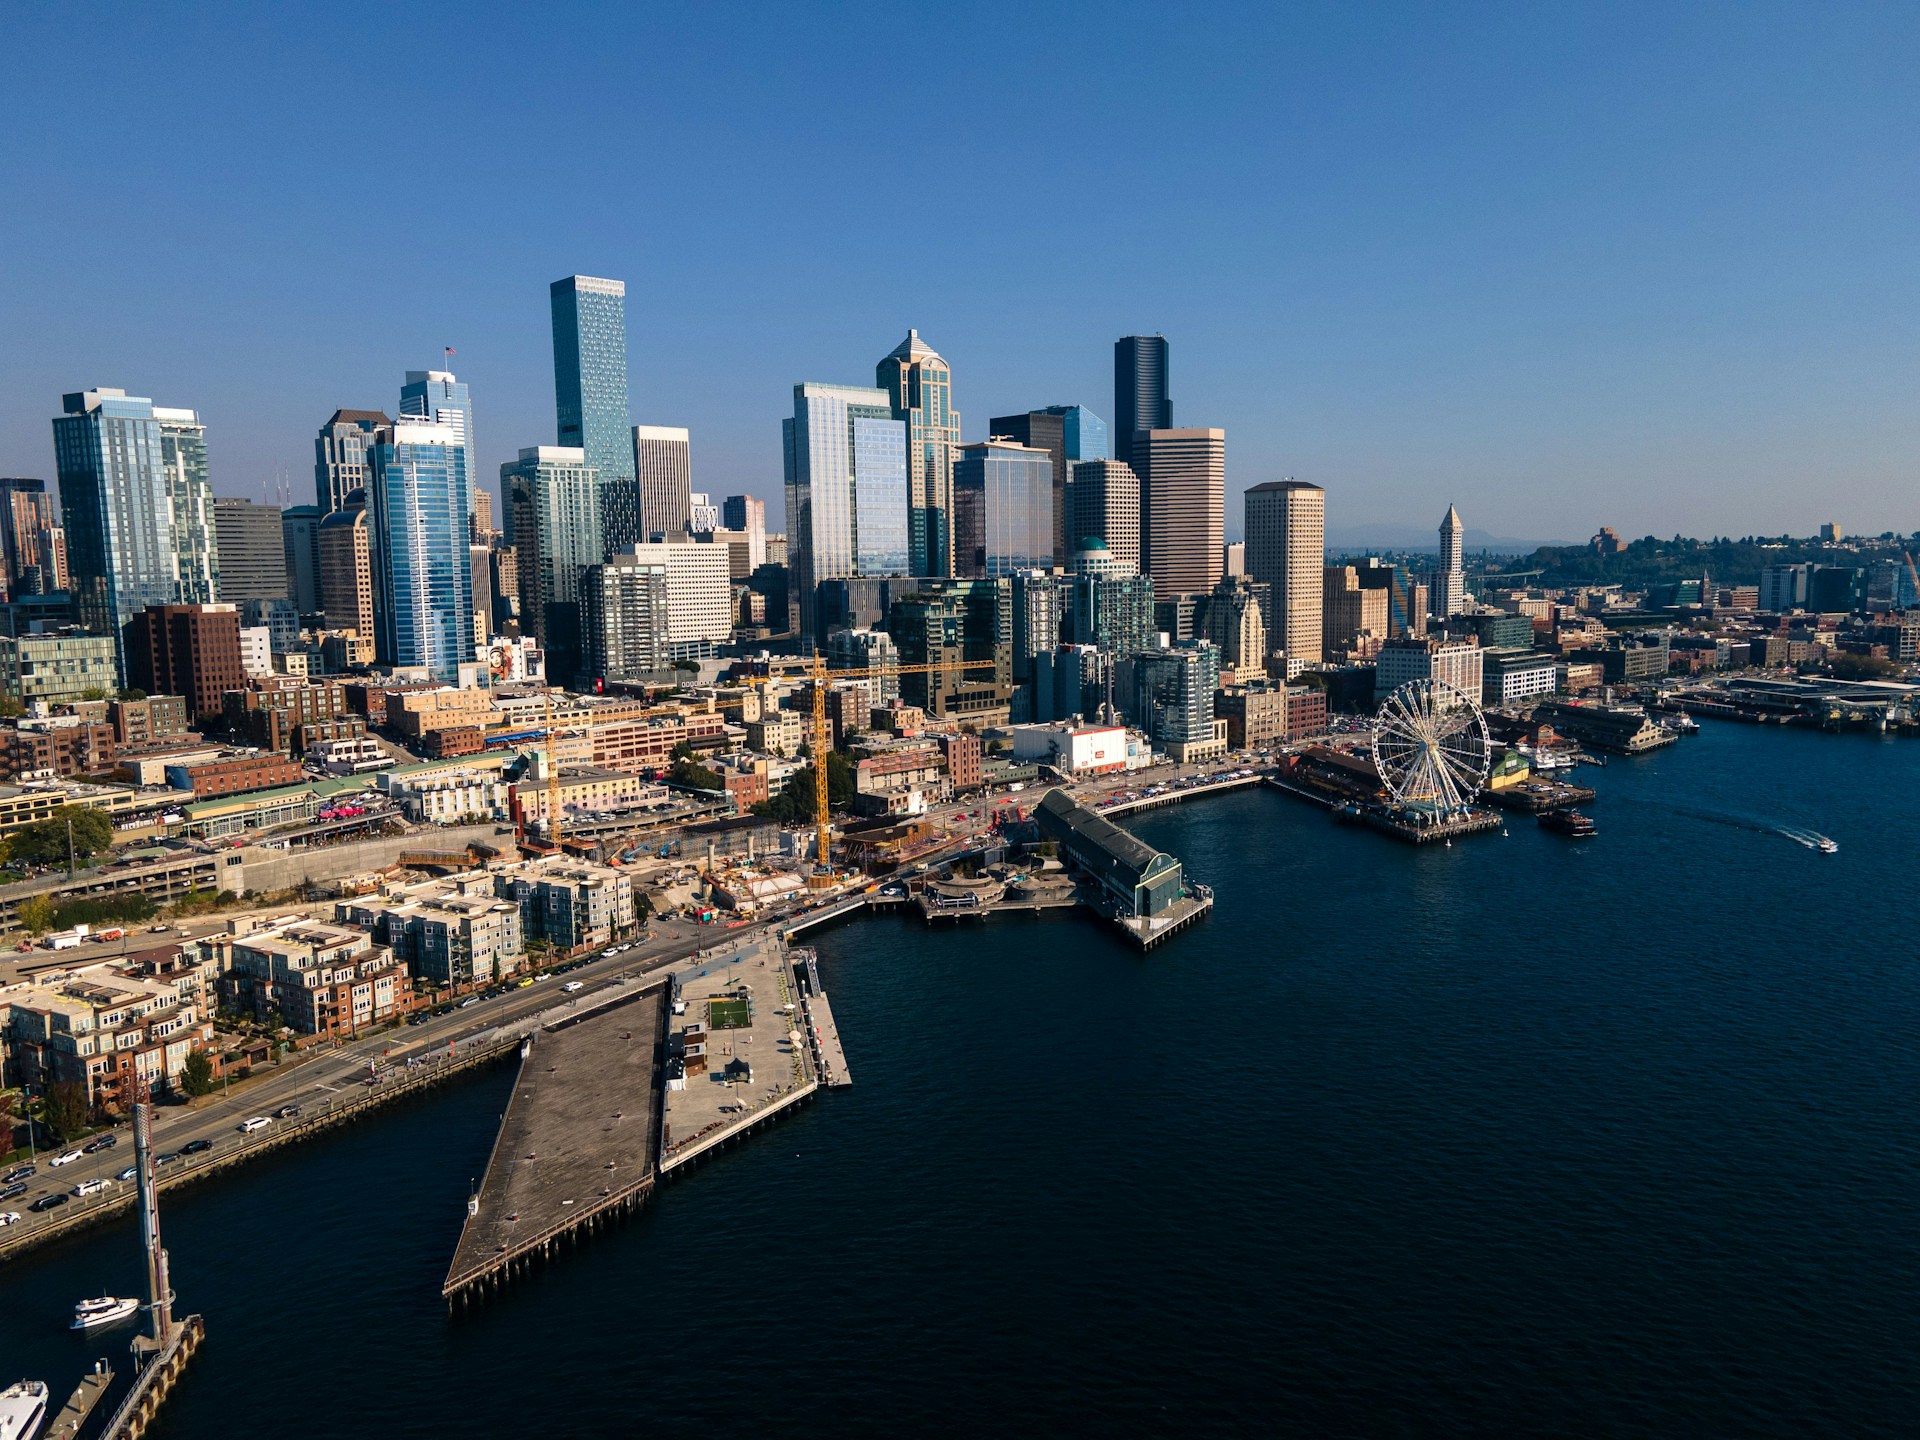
[[70, 1295, 139, 1331], [0, 1380, 47, 1440]]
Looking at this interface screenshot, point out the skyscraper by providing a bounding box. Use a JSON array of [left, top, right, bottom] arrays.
[[502, 447, 603, 684], [887, 577, 1013, 722], [632, 425, 691, 540], [953, 441, 1054, 579], [580, 552, 671, 684], [1113, 336, 1170, 472], [366, 418, 473, 682], [876, 330, 959, 577], [315, 409, 390, 515], [0, 478, 58, 601], [53, 388, 215, 680], [122, 603, 245, 723], [1064, 459, 1141, 573], [399, 370, 474, 509], [1244, 480, 1325, 667], [158, 407, 218, 605], [987, 405, 1109, 566], [318, 497, 373, 636], [1134, 428, 1225, 598], [723, 494, 767, 569], [212, 498, 289, 603], [550, 275, 636, 552], [1436, 505, 1467, 618], [783, 382, 909, 643], [282, 504, 323, 614]]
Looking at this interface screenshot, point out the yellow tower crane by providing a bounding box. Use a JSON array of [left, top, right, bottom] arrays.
[[748, 655, 1002, 888]]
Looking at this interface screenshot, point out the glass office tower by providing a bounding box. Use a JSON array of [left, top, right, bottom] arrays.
[[400, 371, 474, 512], [550, 276, 636, 553], [876, 329, 960, 577], [953, 440, 1054, 578], [783, 382, 909, 644], [157, 407, 218, 604], [367, 419, 474, 683], [502, 446, 603, 685], [1113, 335, 1171, 471], [53, 388, 178, 680]]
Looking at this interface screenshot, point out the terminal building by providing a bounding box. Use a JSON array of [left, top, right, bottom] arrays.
[[1034, 788, 1184, 919]]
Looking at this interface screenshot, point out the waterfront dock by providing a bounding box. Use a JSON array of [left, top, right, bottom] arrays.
[[45, 1364, 113, 1440], [793, 947, 852, 1087], [1485, 778, 1598, 813], [660, 938, 819, 1173], [96, 1317, 204, 1440], [442, 986, 666, 1306], [1265, 774, 1503, 845]]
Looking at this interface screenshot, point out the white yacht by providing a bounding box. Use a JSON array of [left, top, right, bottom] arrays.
[[70, 1295, 139, 1331], [0, 1380, 47, 1440]]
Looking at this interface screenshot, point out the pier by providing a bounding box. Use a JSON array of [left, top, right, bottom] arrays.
[[442, 986, 666, 1306], [793, 947, 852, 1087], [45, 1364, 112, 1440], [660, 938, 820, 1173]]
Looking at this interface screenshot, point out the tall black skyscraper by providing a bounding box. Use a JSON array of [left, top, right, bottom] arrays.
[[1113, 335, 1170, 472]]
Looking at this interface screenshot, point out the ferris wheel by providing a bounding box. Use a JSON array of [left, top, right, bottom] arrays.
[[1371, 679, 1493, 813]]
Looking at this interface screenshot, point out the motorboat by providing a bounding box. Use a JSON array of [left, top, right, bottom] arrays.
[[0, 1380, 47, 1440], [70, 1296, 139, 1331], [1538, 809, 1597, 838]]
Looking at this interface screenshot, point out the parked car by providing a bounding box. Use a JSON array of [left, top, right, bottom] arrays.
[[29, 1192, 69, 1213]]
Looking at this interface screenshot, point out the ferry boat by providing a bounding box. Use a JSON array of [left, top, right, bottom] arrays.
[[1660, 712, 1700, 735], [1537, 809, 1597, 838], [69, 1296, 139, 1331], [0, 1380, 47, 1440]]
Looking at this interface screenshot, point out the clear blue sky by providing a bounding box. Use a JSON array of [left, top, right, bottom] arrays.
[[2, 1, 1915, 544]]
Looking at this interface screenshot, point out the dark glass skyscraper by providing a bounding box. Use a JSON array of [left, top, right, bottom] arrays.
[[550, 275, 636, 553], [986, 404, 1109, 566], [1113, 335, 1171, 472]]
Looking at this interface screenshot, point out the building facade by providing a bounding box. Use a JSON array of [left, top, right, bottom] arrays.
[[123, 603, 246, 721], [1436, 504, 1467, 618], [1064, 459, 1141, 574], [367, 420, 474, 683], [551, 275, 636, 552], [318, 497, 374, 637], [1244, 479, 1324, 667], [953, 440, 1054, 579], [1134, 428, 1225, 598], [783, 382, 909, 644], [876, 330, 959, 577], [632, 424, 691, 541], [314, 409, 389, 514], [1113, 335, 1171, 472], [579, 552, 671, 683], [212, 498, 288, 603], [502, 446, 603, 683]]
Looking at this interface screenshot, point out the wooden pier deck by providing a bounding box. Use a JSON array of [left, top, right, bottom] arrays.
[[442, 986, 666, 1305], [96, 1317, 203, 1440], [45, 1364, 113, 1440], [794, 949, 852, 1088]]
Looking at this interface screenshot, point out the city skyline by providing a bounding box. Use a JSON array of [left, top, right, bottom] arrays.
[[3, 6, 1914, 539]]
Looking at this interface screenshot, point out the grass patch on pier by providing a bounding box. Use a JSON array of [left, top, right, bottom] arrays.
[[707, 997, 753, 1029]]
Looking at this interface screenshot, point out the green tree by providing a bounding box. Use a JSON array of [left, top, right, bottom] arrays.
[[178, 1049, 216, 1098], [0, 696, 22, 720], [668, 757, 724, 790], [43, 1081, 88, 1141], [751, 751, 856, 825], [8, 807, 115, 867], [16, 894, 55, 935]]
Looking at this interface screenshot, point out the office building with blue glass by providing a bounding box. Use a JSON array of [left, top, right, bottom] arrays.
[[987, 404, 1110, 566], [550, 275, 636, 554], [53, 387, 218, 681], [367, 419, 474, 683], [876, 330, 959, 578], [783, 382, 909, 645], [502, 446, 603, 685], [953, 440, 1054, 579]]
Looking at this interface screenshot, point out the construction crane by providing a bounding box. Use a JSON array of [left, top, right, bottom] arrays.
[[743, 655, 1001, 887]]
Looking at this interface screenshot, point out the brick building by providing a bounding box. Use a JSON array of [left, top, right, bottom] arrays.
[[109, 694, 190, 747], [122, 603, 246, 722], [167, 752, 304, 798]]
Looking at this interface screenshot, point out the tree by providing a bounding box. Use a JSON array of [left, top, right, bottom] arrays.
[[8, 807, 115, 868], [178, 1049, 216, 1098], [0, 697, 21, 719], [43, 1081, 88, 1141], [16, 894, 55, 935], [752, 750, 856, 825], [668, 757, 724, 791]]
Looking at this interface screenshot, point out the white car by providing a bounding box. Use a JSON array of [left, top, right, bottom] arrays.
[[48, 1150, 83, 1167], [71, 1178, 111, 1197], [562, 981, 585, 993], [0, 1211, 19, 1226], [238, 1117, 271, 1134]]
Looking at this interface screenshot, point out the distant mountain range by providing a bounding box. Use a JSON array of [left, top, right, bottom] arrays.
[[1321, 523, 1579, 555]]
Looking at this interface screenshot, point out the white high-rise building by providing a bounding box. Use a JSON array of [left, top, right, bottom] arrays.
[[783, 382, 909, 643], [632, 425, 691, 541], [687, 492, 719, 533], [1436, 504, 1467, 618], [624, 541, 733, 648]]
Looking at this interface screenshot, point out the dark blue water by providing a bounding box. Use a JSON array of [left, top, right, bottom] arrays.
[[2, 723, 1915, 1437]]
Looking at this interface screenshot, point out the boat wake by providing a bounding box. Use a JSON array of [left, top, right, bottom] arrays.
[[1661, 806, 1838, 852]]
